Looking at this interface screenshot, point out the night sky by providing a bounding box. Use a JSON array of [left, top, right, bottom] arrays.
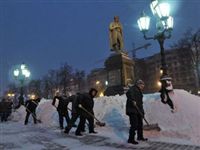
[[0, 0, 200, 93]]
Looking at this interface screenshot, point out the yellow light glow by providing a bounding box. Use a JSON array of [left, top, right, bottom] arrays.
[[29, 94, 36, 99], [31, 94, 36, 99], [198, 90, 200, 94], [157, 81, 162, 87], [99, 92, 104, 97], [160, 69, 163, 74], [7, 93, 15, 97], [96, 81, 100, 85]]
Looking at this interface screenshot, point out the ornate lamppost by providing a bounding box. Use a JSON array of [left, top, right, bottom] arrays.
[[137, 0, 176, 112], [13, 63, 31, 107], [137, 0, 174, 80]]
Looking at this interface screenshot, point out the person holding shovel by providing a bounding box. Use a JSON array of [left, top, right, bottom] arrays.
[[75, 88, 98, 136], [52, 93, 70, 129], [64, 93, 85, 134], [126, 79, 148, 145], [24, 97, 41, 125]]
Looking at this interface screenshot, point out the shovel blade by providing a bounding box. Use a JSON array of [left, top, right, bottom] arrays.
[[143, 123, 161, 131], [95, 121, 106, 127]]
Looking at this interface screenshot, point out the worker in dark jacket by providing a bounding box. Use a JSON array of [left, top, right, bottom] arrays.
[[52, 93, 70, 129], [74, 88, 98, 136], [0, 98, 13, 122], [24, 97, 41, 125], [64, 93, 84, 134], [126, 79, 148, 145]]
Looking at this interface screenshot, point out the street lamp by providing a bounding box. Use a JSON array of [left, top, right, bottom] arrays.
[[137, 0, 173, 79], [13, 63, 31, 106]]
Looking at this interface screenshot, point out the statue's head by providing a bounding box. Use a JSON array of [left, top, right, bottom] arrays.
[[114, 16, 119, 22]]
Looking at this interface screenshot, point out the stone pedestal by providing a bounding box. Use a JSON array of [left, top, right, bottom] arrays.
[[104, 53, 135, 96]]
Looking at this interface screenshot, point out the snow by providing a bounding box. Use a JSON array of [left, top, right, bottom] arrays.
[[1, 89, 200, 149], [95, 90, 200, 146]]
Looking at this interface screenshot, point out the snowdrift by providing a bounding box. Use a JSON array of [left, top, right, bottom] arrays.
[[12, 89, 200, 145]]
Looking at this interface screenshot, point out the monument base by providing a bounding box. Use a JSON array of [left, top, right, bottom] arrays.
[[104, 52, 134, 96]]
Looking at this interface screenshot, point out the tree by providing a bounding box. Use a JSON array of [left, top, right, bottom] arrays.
[[41, 75, 50, 98], [58, 63, 73, 95], [41, 69, 59, 98], [73, 70, 85, 92], [27, 79, 42, 97], [171, 28, 200, 92], [191, 29, 200, 90]]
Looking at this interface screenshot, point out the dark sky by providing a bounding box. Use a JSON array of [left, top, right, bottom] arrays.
[[0, 0, 200, 93]]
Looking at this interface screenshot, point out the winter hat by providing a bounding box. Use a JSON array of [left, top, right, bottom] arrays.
[[160, 75, 172, 81], [135, 79, 145, 85]]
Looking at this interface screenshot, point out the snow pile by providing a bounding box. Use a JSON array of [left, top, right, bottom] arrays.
[[95, 89, 200, 145], [11, 89, 200, 145], [11, 98, 58, 127]]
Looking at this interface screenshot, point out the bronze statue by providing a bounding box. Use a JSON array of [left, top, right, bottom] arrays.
[[109, 16, 124, 53]]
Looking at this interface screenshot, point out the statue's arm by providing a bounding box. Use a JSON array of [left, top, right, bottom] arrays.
[[109, 23, 117, 31]]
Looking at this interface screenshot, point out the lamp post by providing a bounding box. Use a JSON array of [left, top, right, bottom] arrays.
[[13, 63, 31, 106], [137, 0, 173, 79]]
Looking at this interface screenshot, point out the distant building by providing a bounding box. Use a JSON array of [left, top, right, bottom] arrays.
[[136, 48, 197, 93]]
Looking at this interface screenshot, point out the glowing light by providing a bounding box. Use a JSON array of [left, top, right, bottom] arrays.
[[29, 94, 36, 99], [105, 81, 108, 86], [14, 69, 20, 77], [137, 12, 150, 32], [160, 69, 163, 74], [162, 16, 174, 30], [157, 81, 162, 87], [198, 90, 200, 95], [99, 92, 104, 97], [7, 93, 15, 97], [14, 63, 31, 79], [96, 80, 100, 85], [21, 64, 26, 70], [155, 3, 170, 20]]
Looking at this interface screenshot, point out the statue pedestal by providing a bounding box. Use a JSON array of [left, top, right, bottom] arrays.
[[104, 52, 135, 96]]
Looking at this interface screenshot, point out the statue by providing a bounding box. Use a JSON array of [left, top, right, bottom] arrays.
[[109, 16, 124, 53]]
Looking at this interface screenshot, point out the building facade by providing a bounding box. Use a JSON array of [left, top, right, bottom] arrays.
[[136, 48, 197, 93]]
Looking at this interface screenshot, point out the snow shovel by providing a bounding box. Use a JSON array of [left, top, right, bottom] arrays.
[[78, 104, 106, 127], [133, 102, 161, 131], [23, 105, 42, 123]]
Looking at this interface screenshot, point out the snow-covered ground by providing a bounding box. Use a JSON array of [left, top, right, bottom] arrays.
[[1, 89, 200, 149]]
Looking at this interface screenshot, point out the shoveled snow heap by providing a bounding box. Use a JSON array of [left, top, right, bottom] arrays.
[[12, 89, 200, 145]]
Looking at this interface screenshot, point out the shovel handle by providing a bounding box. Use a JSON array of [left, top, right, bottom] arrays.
[[132, 101, 150, 125], [78, 105, 100, 123]]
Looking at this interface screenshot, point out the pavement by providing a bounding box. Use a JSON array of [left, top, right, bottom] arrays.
[[1, 122, 200, 150]]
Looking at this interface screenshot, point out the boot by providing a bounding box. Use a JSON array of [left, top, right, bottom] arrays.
[[64, 128, 69, 134], [75, 132, 83, 136], [89, 131, 98, 134], [137, 137, 148, 141], [127, 139, 139, 145]]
